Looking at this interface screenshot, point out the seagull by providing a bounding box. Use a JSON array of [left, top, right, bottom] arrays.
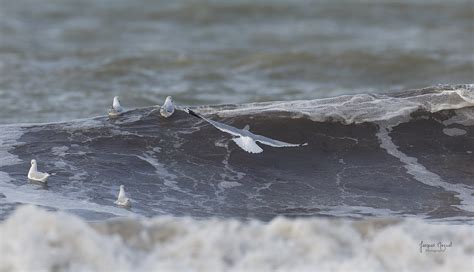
[[114, 185, 131, 208], [184, 108, 307, 154], [108, 96, 125, 117], [160, 96, 175, 118], [28, 159, 50, 183]]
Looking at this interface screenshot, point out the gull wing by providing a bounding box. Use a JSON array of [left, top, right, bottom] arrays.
[[185, 108, 307, 150], [186, 109, 243, 137], [232, 136, 263, 154], [161, 102, 174, 114], [108, 103, 125, 118], [251, 133, 307, 148], [118, 191, 126, 200], [29, 171, 50, 181]]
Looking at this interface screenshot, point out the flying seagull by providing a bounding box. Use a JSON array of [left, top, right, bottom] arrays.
[[184, 108, 307, 154]]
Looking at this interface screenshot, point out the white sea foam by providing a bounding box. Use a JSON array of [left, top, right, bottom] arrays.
[[51, 146, 70, 157], [442, 108, 474, 126], [197, 86, 474, 125], [218, 181, 242, 189], [0, 125, 24, 188], [0, 126, 134, 217], [0, 182, 135, 218], [368, 87, 474, 213], [0, 206, 472, 272], [135, 152, 180, 191], [0, 125, 24, 172], [376, 126, 474, 212], [442, 128, 467, 136]]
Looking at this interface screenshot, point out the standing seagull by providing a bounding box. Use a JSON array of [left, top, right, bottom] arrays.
[[108, 96, 125, 117], [184, 109, 307, 154], [114, 185, 131, 208], [28, 159, 50, 183], [160, 96, 175, 118]]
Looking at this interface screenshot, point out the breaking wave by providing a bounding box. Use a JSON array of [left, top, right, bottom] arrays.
[[0, 85, 472, 223], [0, 206, 472, 272]]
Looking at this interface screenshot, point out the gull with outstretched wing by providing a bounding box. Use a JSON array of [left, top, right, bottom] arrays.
[[184, 108, 307, 154]]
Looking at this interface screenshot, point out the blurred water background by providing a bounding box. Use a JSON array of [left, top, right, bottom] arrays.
[[0, 0, 472, 123]]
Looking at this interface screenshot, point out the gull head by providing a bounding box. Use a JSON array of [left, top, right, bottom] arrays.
[[31, 159, 37, 166], [117, 185, 128, 203], [113, 96, 121, 108], [165, 96, 173, 105], [119, 185, 126, 196]]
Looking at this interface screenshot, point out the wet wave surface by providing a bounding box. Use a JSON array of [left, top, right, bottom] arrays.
[[0, 85, 473, 223]]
